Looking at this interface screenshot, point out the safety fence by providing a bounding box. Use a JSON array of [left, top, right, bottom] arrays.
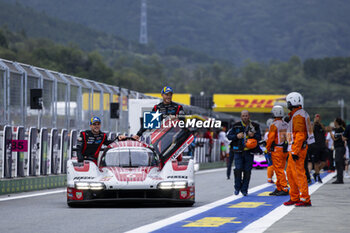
[[0, 58, 157, 134], [0, 125, 222, 179], [0, 125, 118, 179], [192, 138, 221, 163]]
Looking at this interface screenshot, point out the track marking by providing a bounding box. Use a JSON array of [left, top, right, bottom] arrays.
[[195, 168, 226, 175], [228, 202, 271, 208], [182, 217, 241, 227], [258, 191, 271, 196], [0, 188, 66, 202], [125, 183, 271, 233], [238, 172, 334, 233]]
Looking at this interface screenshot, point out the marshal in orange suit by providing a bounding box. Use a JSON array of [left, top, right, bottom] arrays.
[[284, 92, 315, 207], [266, 105, 289, 196]]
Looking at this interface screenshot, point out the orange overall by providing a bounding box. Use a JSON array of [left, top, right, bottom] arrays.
[[266, 118, 289, 192], [267, 166, 274, 183], [286, 107, 311, 203]]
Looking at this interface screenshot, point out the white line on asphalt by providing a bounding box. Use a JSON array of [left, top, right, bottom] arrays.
[[0, 188, 66, 202], [238, 172, 334, 233], [195, 167, 226, 175], [125, 183, 272, 233]]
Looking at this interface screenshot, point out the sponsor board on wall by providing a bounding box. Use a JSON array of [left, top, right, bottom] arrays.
[[213, 94, 286, 113]]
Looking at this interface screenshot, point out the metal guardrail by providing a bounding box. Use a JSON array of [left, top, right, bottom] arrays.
[[0, 125, 76, 178], [192, 138, 221, 164], [0, 125, 117, 179], [0, 58, 160, 134]]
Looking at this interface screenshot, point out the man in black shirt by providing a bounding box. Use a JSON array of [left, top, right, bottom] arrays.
[[331, 118, 346, 184], [133, 86, 185, 140], [309, 114, 327, 183], [77, 116, 125, 163]]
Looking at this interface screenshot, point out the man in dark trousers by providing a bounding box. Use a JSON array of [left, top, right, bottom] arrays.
[[309, 114, 327, 183], [77, 116, 125, 164], [133, 86, 185, 140], [227, 110, 261, 196]]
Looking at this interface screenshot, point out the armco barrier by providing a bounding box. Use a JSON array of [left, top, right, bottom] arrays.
[[198, 161, 226, 170], [1, 126, 78, 178], [193, 138, 221, 163], [0, 175, 66, 195]]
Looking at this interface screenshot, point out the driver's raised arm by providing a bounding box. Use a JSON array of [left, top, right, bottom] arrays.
[[76, 132, 85, 162], [103, 134, 126, 145]]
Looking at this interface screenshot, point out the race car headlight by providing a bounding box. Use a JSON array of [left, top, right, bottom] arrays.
[[75, 182, 105, 190], [158, 182, 173, 190], [173, 181, 187, 189], [75, 182, 90, 190], [89, 182, 105, 190], [158, 181, 187, 189]]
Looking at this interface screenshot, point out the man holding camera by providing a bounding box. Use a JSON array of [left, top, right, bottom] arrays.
[[227, 110, 261, 196]]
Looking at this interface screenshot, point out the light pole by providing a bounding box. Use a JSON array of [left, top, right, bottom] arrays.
[[338, 99, 345, 120]]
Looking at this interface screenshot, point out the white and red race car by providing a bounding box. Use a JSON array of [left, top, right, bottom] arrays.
[[67, 121, 195, 207]]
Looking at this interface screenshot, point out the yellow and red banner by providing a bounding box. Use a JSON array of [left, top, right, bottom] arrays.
[[213, 94, 286, 113]]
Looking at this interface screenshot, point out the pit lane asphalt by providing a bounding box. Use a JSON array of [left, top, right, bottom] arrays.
[[0, 168, 268, 233]]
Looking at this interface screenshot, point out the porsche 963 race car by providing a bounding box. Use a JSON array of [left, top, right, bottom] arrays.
[[67, 120, 195, 207]]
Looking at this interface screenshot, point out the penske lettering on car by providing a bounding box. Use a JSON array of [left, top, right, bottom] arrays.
[[73, 176, 95, 180]]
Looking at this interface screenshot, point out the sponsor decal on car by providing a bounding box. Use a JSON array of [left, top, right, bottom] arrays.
[[120, 170, 143, 174], [126, 174, 137, 179], [180, 190, 188, 199], [75, 192, 83, 200], [100, 176, 113, 181]]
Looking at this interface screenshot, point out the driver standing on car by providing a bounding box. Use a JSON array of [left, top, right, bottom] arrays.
[[133, 86, 185, 140], [77, 116, 126, 163]]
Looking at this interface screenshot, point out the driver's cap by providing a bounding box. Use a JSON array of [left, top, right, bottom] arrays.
[[161, 86, 173, 94], [90, 116, 101, 125]]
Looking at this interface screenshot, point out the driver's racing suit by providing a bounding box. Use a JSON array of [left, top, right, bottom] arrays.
[[76, 130, 115, 163]]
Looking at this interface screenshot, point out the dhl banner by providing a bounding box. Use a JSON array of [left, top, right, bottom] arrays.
[[145, 93, 191, 106], [213, 94, 286, 113]]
